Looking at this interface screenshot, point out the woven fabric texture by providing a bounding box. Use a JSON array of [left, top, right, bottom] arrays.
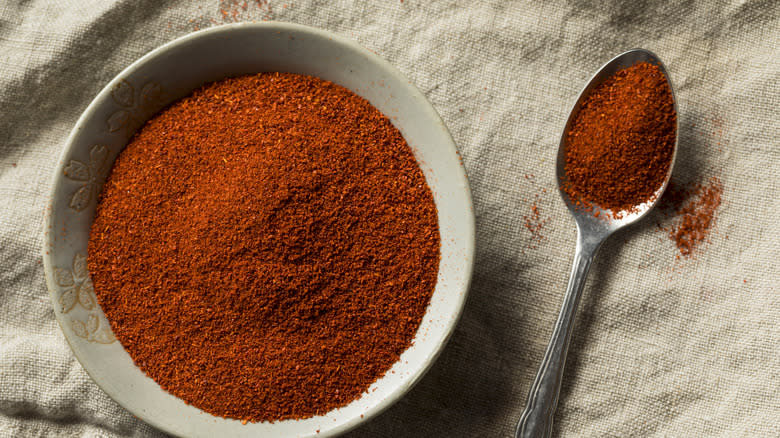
[[1, 1, 778, 437]]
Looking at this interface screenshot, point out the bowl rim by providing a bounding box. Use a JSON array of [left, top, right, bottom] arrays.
[[43, 21, 475, 438]]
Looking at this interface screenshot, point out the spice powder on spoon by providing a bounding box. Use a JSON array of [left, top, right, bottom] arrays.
[[563, 62, 676, 214], [87, 73, 441, 422]]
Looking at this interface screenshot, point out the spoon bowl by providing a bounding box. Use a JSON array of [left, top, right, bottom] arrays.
[[557, 49, 679, 238], [516, 49, 677, 438]]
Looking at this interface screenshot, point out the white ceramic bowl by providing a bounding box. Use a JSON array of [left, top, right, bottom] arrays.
[[43, 22, 474, 438]]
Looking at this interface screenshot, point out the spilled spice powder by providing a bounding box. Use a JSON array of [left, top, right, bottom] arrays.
[[661, 177, 723, 257], [525, 203, 542, 235], [219, 0, 272, 22], [563, 62, 676, 214], [184, 0, 272, 31], [523, 202, 550, 249], [88, 73, 440, 422], [522, 175, 551, 248]]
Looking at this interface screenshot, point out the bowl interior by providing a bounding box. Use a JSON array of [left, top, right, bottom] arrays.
[[43, 22, 474, 438]]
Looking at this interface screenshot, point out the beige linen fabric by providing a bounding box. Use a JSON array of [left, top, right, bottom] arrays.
[[1, 1, 778, 437]]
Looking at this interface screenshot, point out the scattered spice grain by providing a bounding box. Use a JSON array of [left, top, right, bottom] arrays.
[[523, 201, 550, 248]]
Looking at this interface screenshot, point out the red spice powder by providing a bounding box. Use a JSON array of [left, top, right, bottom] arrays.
[[521, 175, 550, 249], [563, 62, 676, 214], [661, 177, 723, 257], [523, 198, 550, 249], [219, 0, 271, 22], [88, 73, 440, 422]]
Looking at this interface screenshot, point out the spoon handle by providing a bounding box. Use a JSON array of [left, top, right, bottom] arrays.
[[516, 230, 599, 438]]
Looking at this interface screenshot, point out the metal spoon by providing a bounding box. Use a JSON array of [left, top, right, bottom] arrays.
[[515, 49, 678, 438]]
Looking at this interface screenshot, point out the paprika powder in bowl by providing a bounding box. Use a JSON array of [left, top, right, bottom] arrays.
[[43, 22, 474, 438]]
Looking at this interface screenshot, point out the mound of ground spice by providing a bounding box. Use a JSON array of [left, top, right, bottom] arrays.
[[88, 73, 440, 422], [563, 62, 676, 213]]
